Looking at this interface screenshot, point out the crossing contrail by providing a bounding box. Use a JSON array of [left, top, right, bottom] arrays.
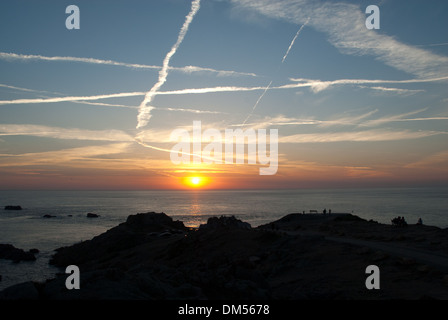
[[243, 18, 309, 126], [242, 80, 272, 125], [282, 18, 310, 63], [136, 0, 201, 129]]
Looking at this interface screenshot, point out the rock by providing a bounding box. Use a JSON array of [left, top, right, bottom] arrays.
[[86, 213, 100, 218], [444, 275, 448, 287], [355, 247, 371, 255], [0, 281, 39, 300], [29, 248, 40, 254], [417, 265, 430, 273], [4, 205, 22, 210], [199, 216, 251, 231], [125, 212, 185, 231], [371, 251, 388, 262], [396, 257, 416, 266], [43, 214, 56, 218], [50, 212, 186, 267], [249, 256, 261, 264], [0, 244, 36, 262]]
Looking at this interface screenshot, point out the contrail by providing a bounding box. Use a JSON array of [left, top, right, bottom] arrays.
[[0, 52, 256, 77], [134, 135, 226, 164], [242, 80, 272, 125], [282, 18, 310, 63], [243, 18, 309, 126], [2, 76, 446, 106], [0, 91, 145, 105], [136, 0, 201, 129]]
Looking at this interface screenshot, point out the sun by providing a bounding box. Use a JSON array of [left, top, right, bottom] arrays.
[[182, 176, 209, 188]]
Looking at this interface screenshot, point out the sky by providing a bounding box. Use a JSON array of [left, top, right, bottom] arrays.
[[0, 0, 447, 190]]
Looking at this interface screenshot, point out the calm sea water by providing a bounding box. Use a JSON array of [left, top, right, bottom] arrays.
[[0, 187, 447, 290]]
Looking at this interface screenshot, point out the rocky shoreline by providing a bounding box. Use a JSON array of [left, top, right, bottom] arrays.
[[1, 212, 448, 300]]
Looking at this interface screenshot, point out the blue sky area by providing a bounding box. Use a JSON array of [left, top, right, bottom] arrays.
[[0, 0, 447, 189]]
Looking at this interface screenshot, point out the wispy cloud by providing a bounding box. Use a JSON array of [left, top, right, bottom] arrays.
[[289, 76, 448, 93], [0, 124, 133, 142], [238, 108, 448, 130], [232, 0, 448, 79], [0, 51, 256, 77], [136, 0, 201, 129], [279, 129, 446, 143], [359, 108, 448, 127], [359, 86, 424, 95], [0, 83, 61, 95], [404, 150, 448, 170], [0, 91, 144, 105]]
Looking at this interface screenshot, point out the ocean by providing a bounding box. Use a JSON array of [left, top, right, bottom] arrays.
[[0, 187, 447, 291]]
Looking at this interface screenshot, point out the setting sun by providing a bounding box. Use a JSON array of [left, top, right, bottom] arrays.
[[182, 176, 210, 188]]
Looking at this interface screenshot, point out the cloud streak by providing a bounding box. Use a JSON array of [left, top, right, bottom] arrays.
[[1, 76, 446, 106], [289, 76, 448, 93], [0, 51, 255, 77], [280, 129, 447, 143], [232, 0, 448, 79], [136, 0, 201, 129], [282, 17, 310, 63], [0, 124, 133, 142]]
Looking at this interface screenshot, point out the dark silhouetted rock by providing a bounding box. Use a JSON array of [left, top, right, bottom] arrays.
[[199, 215, 251, 231], [125, 212, 185, 231], [0, 281, 39, 300], [0, 244, 36, 262], [50, 212, 187, 268], [43, 214, 56, 218], [86, 213, 100, 218], [4, 205, 22, 210], [3, 212, 447, 300]]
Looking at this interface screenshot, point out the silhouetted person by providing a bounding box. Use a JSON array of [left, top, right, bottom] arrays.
[[323, 208, 326, 214], [417, 218, 423, 225], [329, 209, 331, 214]]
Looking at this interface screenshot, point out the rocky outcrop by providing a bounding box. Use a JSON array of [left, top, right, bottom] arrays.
[[49, 212, 187, 268], [0, 244, 37, 262], [0, 281, 40, 300], [86, 213, 100, 218], [4, 205, 22, 210], [199, 215, 251, 231], [2, 212, 448, 300]]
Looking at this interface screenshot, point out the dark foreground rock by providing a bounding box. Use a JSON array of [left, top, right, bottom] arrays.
[[86, 213, 100, 218], [0, 244, 37, 262], [199, 215, 251, 230], [2, 212, 448, 300], [4, 205, 22, 210]]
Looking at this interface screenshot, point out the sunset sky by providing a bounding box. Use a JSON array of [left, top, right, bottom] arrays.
[[0, 0, 447, 190]]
